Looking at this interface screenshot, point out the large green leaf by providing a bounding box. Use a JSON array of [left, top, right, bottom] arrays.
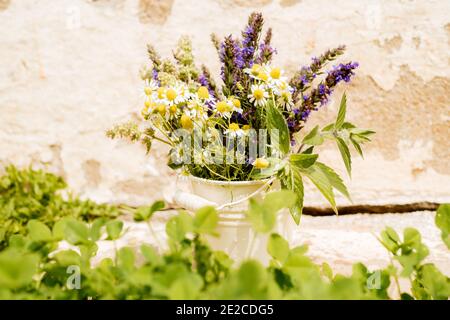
[[266, 101, 290, 154], [65, 220, 90, 245], [280, 165, 304, 224], [193, 206, 218, 235], [267, 233, 290, 264], [302, 125, 324, 146], [27, 220, 53, 242], [315, 162, 351, 201], [0, 250, 39, 289], [301, 164, 337, 214], [289, 153, 318, 169], [435, 204, 450, 249], [134, 200, 165, 222], [416, 264, 450, 300], [336, 137, 352, 177], [247, 190, 297, 233], [166, 212, 193, 242], [106, 220, 124, 240], [335, 93, 347, 129]]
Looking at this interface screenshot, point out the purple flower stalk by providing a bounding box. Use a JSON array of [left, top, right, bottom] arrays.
[[241, 12, 264, 67], [299, 61, 359, 120]]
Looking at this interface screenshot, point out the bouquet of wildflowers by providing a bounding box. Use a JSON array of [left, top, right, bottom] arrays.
[[108, 12, 374, 223]]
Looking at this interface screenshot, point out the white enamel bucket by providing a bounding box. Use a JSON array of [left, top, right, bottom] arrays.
[[174, 176, 293, 263]]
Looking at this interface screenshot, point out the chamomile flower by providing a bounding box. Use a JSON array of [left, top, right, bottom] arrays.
[[248, 84, 269, 107], [142, 79, 159, 97], [267, 66, 287, 86], [214, 100, 233, 118], [162, 83, 190, 105], [186, 101, 209, 121], [197, 86, 210, 100], [224, 122, 244, 137], [277, 90, 294, 110], [230, 97, 243, 114], [180, 113, 194, 130], [252, 158, 270, 169], [244, 63, 262, 78]]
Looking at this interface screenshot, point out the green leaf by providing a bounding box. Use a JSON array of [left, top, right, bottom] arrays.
[[315, 162, 351, 201], [27, 220, 53, 242], [140, 244, 162, 265], [280, 166, 304, 224], [117, 247, 135, 272], [336, 137, 352, 177], [193, 206, 218, 235], [53, 250, 81, 266], [106, 220, 124, 240], [304, 168, 336, 213], [53, 217, 76, 241], [435, 204, 450, 249], [65, 220, 90, 245], [267, 233, 290, 264], [247, 190, 297, 233], [168, 273, 203, 300], [350, 136, 364, 158], [90, 217, 108, 242], [263, 190, 298, 215], [417, 264, 450, 300], [247, 198, 276, 233], [289, 153, 318, 168], [0, 250, 39, 289], [379, 227, 400, 253], [266, 101, 290, 154], [166, 212, 193, 242], [302, 125, 324, 146], [335, 93, 347, 129], [321, 262, 333, 281], [238, 260, 267, 295], [134, 200, 165, 222]]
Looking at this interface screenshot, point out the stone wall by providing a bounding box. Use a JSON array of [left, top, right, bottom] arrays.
[[0, 0, 449, 206]]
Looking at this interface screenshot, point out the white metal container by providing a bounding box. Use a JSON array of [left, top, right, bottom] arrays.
[[174, 176, 293, 263]]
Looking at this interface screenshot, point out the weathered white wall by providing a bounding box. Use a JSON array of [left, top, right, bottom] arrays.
[[0, 0, 449, 206]]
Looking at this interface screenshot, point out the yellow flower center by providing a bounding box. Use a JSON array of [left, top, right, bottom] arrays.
[[253, 158, 269, 169], [144, 100, 151, 108], [157, 87, 165, 99], [242, 124, 251, 131], [169, 105, 177, 114], [253, 89, 265, 100], [180, 114, 193, 130], [166, 88, 177, 101], [228, 123, 240, 131], [258, 72, 268, 82], [157, 104, 166, 115], [251, 64, 261, 76], [144, 86, 152, 96], [270, 67, 281, 79], [232, 98, 241, 108], [197, 86, 209, 99], [216, 101, 230, 113]]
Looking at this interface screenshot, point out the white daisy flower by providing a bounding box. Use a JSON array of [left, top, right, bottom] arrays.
[[277, 90, 294, 110], [214, 100, 233, 118], [248, 84, 269, 107], [267, 66, 287, 87], [229, 97, 243, 114], [224, 123, 244, 137], [141, 79, 159, 97], [186, 102, 209, 121]]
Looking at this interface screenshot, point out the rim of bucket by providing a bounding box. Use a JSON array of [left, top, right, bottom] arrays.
[[188, 175, 271, 187]]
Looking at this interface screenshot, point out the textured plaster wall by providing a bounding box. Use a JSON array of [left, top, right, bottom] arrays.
[[0, 0, 449, 207]]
